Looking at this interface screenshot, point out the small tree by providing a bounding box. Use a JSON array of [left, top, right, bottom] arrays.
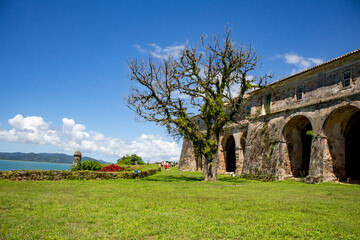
[[127, 27, 270, 181], [117, 154, 145, 165]]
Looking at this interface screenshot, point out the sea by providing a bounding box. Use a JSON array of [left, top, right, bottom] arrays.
[[0, 160, 72, 171]]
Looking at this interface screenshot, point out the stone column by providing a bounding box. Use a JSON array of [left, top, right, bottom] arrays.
[[241, 144, 250, 174], [235, 146, 243, 176], [178, 139, 197, 171], [276, 142, 287, 180], [307, 137, 325, 183]]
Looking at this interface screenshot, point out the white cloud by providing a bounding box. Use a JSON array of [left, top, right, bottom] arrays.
[[134, 43, 185, 60], [134, 44, 147, 54], [274, 53, 324, 75], [0, 114, 181, 162], [0, 114, 61, 145], [308, 57, 324, 65]]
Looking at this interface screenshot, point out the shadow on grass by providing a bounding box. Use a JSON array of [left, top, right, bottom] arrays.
[[217, 175, 254, 184], [141, 169, 253, 184], [339, 179, 360, 185], [142, 173, 203, 182]]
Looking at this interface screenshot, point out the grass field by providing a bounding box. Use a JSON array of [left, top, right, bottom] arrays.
[[1, 168, 360, 239]]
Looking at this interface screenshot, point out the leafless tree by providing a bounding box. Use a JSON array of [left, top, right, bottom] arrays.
[[127, 27, 270, 181]]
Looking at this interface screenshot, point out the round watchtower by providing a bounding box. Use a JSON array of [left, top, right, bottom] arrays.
[[73, 151, 82, 165]]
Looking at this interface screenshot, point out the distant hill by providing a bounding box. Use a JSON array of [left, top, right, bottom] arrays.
[[0, 152, 110, 164]]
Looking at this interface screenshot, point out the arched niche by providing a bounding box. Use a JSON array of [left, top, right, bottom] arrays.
[[323, 105, 360, 180], [223, 135, 236, 172], [283, 115, 313, 177]]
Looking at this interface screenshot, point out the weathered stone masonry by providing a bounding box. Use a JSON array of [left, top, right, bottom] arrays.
[[179, 50, 360, 183]]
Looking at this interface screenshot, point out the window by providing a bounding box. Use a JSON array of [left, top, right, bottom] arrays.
[[342, 71, 351, 87], [297, 86, 304, 100], [197, 119, 201, 129], [265, 95, 271, 114]]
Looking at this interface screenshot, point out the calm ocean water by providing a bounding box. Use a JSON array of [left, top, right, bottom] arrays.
[[0, 160, 72, 171]]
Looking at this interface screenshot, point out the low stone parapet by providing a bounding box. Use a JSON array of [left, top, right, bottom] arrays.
[[0, 168, 161, 181]]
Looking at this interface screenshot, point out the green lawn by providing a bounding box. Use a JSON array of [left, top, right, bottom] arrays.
[[1, 168, 359, 239]]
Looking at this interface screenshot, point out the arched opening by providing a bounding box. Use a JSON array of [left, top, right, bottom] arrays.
[[225, 136, 236, 172], [301, 122, 312, 175], [283, 116, 313, 177], [323, 106, 360, 180], [345, 111, 360, 179]]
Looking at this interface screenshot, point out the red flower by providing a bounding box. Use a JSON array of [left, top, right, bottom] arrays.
[[98, 164, 123, 172]]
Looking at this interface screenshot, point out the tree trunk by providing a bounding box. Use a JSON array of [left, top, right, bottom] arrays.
[[204, 155, 217, 182]]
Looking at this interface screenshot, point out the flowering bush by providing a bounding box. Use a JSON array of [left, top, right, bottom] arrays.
[[98, 164, 124, 172]]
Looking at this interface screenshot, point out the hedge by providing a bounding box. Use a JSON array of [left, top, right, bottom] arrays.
[[0, 167, 161, 181]]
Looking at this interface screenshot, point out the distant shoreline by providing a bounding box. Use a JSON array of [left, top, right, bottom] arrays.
[[0, 159, 72, 165], [0, 152, 109, 164], [0, 159, 72, 171]]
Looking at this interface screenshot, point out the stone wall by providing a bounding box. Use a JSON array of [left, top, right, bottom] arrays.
[[0, 168, 161, 181], [179, 49, 360, 183]]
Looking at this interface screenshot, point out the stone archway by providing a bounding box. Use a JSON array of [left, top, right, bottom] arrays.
[[345, 111, 360, 179], [324, 105, 360, 180], [224, 136, 236, 172], [283, 116, 313, 177]]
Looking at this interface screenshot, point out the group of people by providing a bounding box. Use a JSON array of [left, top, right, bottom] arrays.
[[159, 161, 177, 170]]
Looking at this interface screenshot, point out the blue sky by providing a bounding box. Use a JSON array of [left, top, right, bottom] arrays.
[[0, 0, 359, 162]]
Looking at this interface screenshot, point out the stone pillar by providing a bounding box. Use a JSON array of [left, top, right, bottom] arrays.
[[178, 139, 197, 171], [269, 141, 280, 179], [235, 147, 241, 176], [307, 138, 325, 183], [276, 142, 287, 180], [241, 144, 250, 174]]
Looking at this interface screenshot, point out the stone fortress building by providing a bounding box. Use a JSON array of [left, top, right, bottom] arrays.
[[179, 49, 360, 183]]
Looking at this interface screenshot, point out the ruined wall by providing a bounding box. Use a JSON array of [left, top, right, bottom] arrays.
[[250, 51, 360, 118], [178, 139, 197, 171], [243, 96, 360, 182], [178, 50, 360, 183]]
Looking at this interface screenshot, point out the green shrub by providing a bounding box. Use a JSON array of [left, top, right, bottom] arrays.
[[71, 160, 102, 171]]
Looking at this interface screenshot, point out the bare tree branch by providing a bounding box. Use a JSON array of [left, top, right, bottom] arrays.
[[127, 27, 271, 181]]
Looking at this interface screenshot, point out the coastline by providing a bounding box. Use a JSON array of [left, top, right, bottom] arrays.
[[0, 159, 72, 165], [0, 159, 72, 171]]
